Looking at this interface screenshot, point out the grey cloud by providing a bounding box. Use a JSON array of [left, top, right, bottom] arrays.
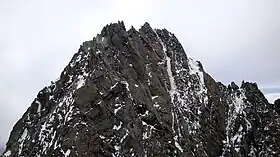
[[0, 0, 279, 147]]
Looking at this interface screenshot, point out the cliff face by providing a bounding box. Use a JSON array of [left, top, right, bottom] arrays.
[[2, 22, 280, 157]]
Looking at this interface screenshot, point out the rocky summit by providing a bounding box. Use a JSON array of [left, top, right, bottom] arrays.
[[2, 21, 280, 157]]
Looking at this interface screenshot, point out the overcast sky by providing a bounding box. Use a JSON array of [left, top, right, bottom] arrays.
[[0, 0, 279, 148]]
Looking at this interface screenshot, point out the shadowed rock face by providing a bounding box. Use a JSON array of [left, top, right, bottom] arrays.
[[2, 21, 280, 157]]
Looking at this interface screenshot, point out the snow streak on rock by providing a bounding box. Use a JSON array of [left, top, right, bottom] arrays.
[[221, 89, 251, 156], [157, 31, 184, 153]]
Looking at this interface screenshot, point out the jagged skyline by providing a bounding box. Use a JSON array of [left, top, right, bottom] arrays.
[[0, 0, 279, 150]]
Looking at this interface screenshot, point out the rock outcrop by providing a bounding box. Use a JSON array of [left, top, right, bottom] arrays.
[[2, 21, 280, 157]]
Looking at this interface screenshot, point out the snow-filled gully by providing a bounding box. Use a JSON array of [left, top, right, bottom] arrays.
[[156, 31, 184, 153]]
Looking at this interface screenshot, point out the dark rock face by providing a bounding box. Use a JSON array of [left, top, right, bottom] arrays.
[[2, 21, 280, 157]]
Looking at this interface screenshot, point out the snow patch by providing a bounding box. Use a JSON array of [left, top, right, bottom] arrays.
[[76, 55, 82, 62], [166, 55, 176, 102], [4, 150, 11, 157], [152, 95, 159, 100], [114, 105, 122, 115], [113, 121, 122, 130], [175, 140, 183, 152], [120, 131, 129, 143], [110, 82, 119, 90], [65, 149, 71, 157], [76, 75, 86, 89], [18, 128, 28, 155], [99, 135, 105, 139], [36, 100, 42, 114], [121, 81, 130, 92], [148, 71, 152, 78], [121, 81, 133, 98], [142, 121, 155, 140], [153, 102, 160, 108], [188, 57, 208, 103], [96, 50, 101, 54]]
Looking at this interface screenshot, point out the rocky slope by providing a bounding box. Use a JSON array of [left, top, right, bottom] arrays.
[[2, 21, 280, 157]]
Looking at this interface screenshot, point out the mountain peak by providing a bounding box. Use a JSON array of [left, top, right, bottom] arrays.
[[2, 22, 280, 157], [101, 21, 126, 36]]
